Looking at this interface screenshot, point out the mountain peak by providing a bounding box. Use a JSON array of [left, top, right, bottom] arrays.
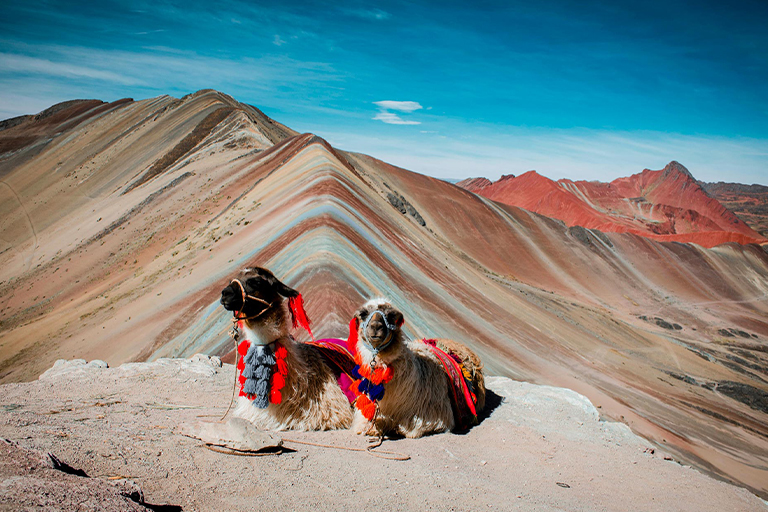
[[662, 161, 695, 180]]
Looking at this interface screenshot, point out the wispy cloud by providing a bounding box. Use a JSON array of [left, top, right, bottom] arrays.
[[0, 42, 344, 119], [373, 112, 420, 125], [273, 35, 285, 46], [343, 8, 391, 21], [0, 52, 140, 85], [374, 100, 422, 112], [372, 100, 423, 125]]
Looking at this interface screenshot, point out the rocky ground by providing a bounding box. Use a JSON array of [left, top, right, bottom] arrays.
[[0, 356, 765, 511]]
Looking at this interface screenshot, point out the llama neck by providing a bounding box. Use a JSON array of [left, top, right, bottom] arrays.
[[242, 307, 289, 346]]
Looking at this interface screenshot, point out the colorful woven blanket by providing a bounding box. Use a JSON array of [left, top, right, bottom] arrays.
[[304, 338, 357, 404], [422, 339, 478, 430]]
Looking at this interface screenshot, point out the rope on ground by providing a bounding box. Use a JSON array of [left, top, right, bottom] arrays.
[[203, 444, 283, 457], [281, 437, 410, 461], [216, 324, 241, 422]]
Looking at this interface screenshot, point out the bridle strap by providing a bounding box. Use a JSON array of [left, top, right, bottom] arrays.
[[229, 278, 273, 322], [361, 310, 396, 359]]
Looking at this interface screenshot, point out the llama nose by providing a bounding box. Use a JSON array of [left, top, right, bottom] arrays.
[[220, 286, 240, 309], [366, 319, 388, 343]]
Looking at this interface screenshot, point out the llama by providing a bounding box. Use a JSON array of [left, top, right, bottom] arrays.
[[348, 298, 485, 438], [219, 266, 354, 431]]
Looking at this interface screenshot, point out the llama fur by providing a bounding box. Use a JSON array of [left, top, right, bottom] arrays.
[[351, 299, 485, 438], [221, 267, 353, 431]]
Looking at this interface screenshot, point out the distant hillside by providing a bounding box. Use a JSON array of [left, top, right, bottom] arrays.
[[458, 162, 767, 248], [701, 181, 768, 238], [1, 90, 767, 498]]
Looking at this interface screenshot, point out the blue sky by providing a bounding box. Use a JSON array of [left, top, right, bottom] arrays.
[[1, 0, 766, 184]]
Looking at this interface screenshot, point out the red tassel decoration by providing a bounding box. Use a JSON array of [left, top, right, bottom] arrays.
[[289, 294, 314, 341], [267, 341, 288, 405], [276, 358, 288, 376], [347, 317, 359, 353]]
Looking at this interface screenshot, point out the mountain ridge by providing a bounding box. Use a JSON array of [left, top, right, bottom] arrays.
[[458, 161, 767, 247], [1, 90, 767, 498]]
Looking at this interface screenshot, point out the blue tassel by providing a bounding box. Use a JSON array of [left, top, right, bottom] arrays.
[[351, 365, 362, 380], [368, 383, 385, 401], [358, 379, 370, 394]]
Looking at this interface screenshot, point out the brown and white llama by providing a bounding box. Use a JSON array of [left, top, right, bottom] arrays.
[[348, 298, 485, 438], [219, 266, 353, 431]]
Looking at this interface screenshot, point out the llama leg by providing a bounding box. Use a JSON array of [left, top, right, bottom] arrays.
[[352, 409, 381, 436]]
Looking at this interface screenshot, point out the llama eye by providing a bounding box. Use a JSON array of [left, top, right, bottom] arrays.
[[357, 309, 369, 321]]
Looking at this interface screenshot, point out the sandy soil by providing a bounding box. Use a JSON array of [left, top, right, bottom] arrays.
[[0, 356, 764, 512]]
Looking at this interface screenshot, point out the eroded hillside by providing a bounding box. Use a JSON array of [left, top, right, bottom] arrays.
[[1, 90, 767, 497]]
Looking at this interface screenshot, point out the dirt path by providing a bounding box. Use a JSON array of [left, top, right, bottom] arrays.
[[0, 356, 764, 511]]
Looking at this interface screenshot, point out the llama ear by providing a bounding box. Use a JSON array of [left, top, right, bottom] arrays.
[[387, 309, 404, 328], [268, 275, 299, 298]]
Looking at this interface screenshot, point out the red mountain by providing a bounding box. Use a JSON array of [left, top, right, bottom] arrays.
[[458, 161, 767, 248]]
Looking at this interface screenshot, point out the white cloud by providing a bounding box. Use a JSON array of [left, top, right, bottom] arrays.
[[273, 35, 286, 46], [372, 100, 423, 125], [373, 100, 422, 112], [373, 111, 421, 125]]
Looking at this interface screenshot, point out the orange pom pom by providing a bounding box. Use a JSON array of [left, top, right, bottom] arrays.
[[361, 403, 377, 421], [382, 366, 394, 382], [276, 345, 287, 359], [237, 341, 250, 356], [270, 388, 282, 404], [350, 380, 361, 395], [356, 394, 371, 410]]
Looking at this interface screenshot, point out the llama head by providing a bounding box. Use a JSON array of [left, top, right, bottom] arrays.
[[353, 298, 404, 363], [220, 266, 298, 322]]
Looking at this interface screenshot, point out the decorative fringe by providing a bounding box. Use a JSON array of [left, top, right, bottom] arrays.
[[269, 343, 288, 405], [289, 294, 314, 341], [347, 317, 359, 353], [351, 360, 394, 422], [236, 340, 289, 405]]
